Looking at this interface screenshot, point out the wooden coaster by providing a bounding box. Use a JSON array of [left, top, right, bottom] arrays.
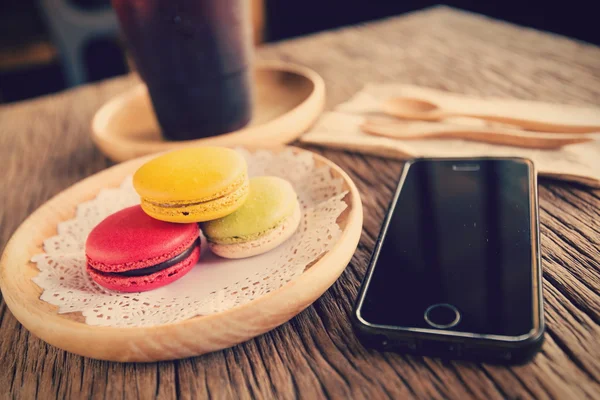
[[92, 62, 325, 162], [0, 147, 362, 362]]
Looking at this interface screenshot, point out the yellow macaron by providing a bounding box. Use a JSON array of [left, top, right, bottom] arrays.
[[133, 147, 249, 223]]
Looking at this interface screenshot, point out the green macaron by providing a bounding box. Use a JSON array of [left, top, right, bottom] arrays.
[[201, 176, 301, 258]]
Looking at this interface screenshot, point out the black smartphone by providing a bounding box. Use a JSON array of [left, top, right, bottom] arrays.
[[353, 158, 544, 364]]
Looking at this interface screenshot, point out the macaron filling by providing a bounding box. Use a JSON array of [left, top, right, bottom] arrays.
[[111, 238, 200, 277], [140, 175, 250, 221], [206, 217, 289, 245], [88, 238, 200, 277], [142, 173, 249, 208]]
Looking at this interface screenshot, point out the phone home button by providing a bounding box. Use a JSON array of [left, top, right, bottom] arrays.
[[424, 303, 461, 329]]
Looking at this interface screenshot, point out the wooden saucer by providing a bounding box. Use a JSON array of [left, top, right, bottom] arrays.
[[0, 147, 362, 362], [92, 62, 325, 162]]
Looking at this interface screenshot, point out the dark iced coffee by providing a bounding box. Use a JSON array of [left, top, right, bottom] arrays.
[[112, 0, 253, 140]]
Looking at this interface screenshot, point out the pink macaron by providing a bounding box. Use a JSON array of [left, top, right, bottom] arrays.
[[85, 205, 200, 292]]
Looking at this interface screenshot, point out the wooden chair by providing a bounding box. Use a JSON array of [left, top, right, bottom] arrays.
[[38, 0, 119, 86]]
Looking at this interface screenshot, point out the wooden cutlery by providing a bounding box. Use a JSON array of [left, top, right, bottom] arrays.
[[361, 119, 594, 149], [359, 91, 600, 149], [381, 96, 600, 134]]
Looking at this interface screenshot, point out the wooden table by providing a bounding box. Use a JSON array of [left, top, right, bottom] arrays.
[[1, 6, 599, 399]]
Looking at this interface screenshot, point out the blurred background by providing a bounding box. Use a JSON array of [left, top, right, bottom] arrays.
[[1, 0, 597, 104]]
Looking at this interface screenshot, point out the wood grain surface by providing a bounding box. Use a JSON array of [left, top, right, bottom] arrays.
[[1, 6, 599, 399]]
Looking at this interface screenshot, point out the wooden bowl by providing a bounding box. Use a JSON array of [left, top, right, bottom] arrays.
[[0, 147, 362, 362], [92, 62, 325, 162]]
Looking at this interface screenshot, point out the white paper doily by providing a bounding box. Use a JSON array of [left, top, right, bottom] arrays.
[[31, 148, 348, 327]]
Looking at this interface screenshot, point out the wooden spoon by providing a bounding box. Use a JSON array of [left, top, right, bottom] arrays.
[[361, 119, 594, 149], [382, 97, 600, 134]]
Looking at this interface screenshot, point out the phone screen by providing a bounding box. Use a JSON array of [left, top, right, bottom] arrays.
[[358, 159, 537, 337]]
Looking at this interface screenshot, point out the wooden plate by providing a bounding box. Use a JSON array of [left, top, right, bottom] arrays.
[[0, 147, 362, 362], [92, 62, 325, 162]]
